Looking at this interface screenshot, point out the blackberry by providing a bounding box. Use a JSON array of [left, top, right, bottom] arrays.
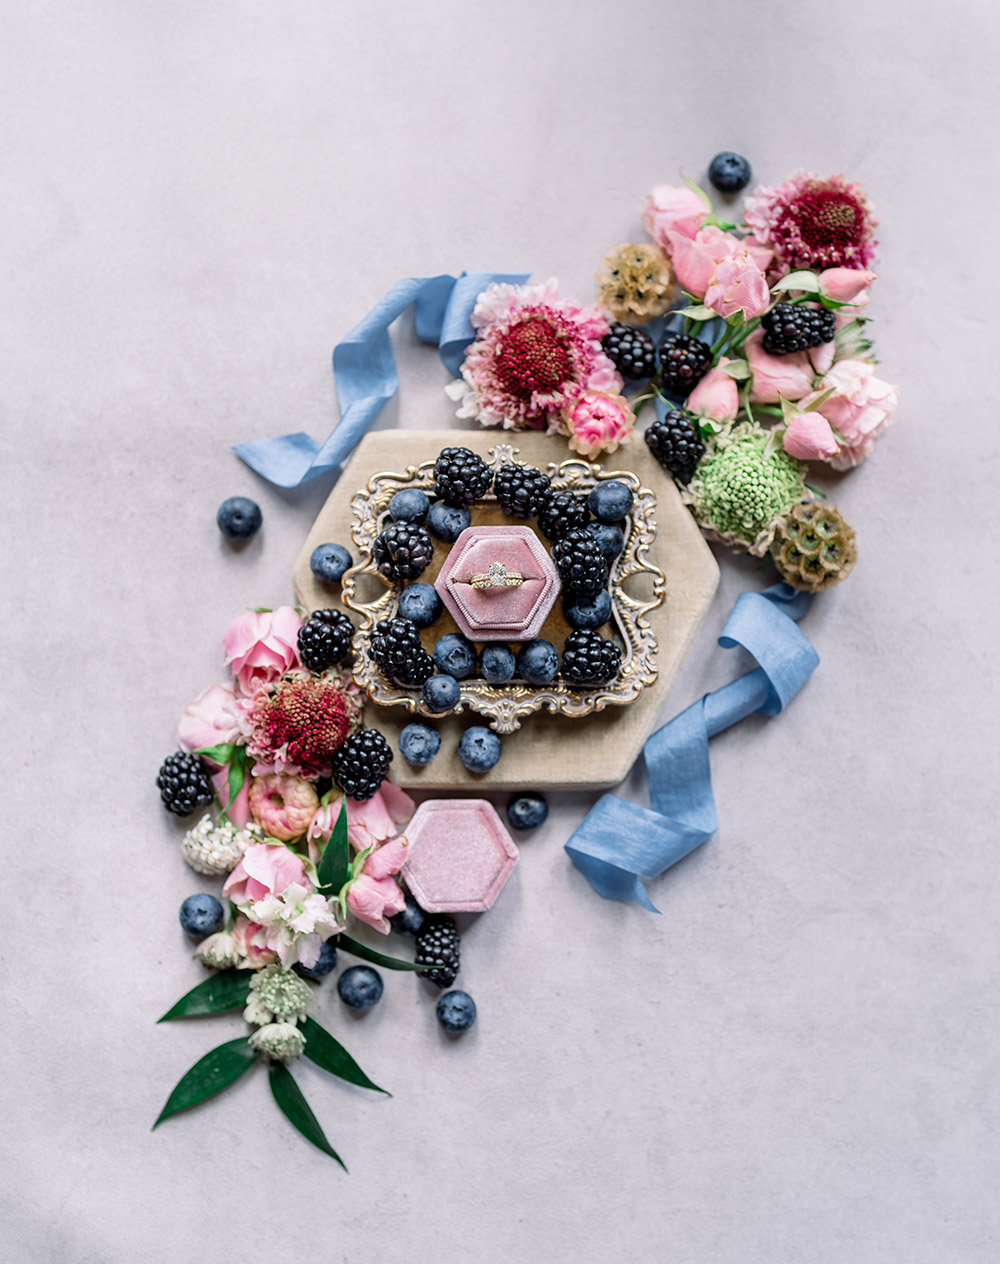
[[297, 608, 354, 672], [552, 528, 609, 597], [761, 303, 836, 355], [645, 411, 705, 484], [416, 915, 461, 988], [433, 447, 493, 505], [156, 752, 214, 817], [561, 629, 622, 685], [601, 322, 656, 380], [331, 728, 393, 801], [658, 332, 712, 396], [370, 617, 434, 687], [494, 463, 552, 519], [537, 489, 590, 541], [372, 521, 434, 582]]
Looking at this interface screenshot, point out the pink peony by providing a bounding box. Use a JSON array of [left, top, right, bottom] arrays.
[[818, 267, 877, 304], [705, 249, 771, 321], [666, 226, 738, 299], [808, 359, 898, 469], [745, 330, 815, 404], [685, 359, 739, 424], [346, 838, 410, 935], [744, 171, 878, 271], [223, 607, 302, 698], [782, 411, 841, 461], [308, 783, 415, 854], [248, 774, 319, 841], [230, 915, 277, 968], [223, 842, 308, 906], [446, 279, 620, 433], [565, 391, 635, 457], [642, 184, 709, 248]]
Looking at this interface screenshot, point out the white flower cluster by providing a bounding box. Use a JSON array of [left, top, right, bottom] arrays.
[[249, 1023, 305, 1063], [243, 963, 312, 1027], [181, 815, 263, 876]]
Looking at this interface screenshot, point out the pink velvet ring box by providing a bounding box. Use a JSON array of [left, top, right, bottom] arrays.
[[401, 798, 519, 913], [435, 525, 561, 642]]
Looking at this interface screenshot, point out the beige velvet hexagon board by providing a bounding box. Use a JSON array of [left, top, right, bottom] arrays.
[[292, 429, 719, 791]]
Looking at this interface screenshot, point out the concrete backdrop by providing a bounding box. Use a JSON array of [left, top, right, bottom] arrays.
[[2, 2, 997, 1261]]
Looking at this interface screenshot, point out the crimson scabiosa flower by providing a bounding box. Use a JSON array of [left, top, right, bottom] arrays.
[[744, 171, 878, 272], [246, 672, 351, 779], [446, 279, 621, 434]]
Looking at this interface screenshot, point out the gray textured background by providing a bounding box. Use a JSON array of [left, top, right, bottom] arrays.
[[3, 2, 997, 1261]]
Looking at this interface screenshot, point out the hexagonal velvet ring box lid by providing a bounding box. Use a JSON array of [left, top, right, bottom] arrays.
[[435, 525, 561, 642], [402, 798, 519, 913]]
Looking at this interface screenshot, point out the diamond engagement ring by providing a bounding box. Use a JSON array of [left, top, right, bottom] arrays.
[[467, 561, 525, 590]]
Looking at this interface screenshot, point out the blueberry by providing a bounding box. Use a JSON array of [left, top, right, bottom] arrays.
[[216, 496, 262, 541], [427, 501, 472, 543], [436, 990, 477, 1033], [708, 151, 752, 194], [422, 673, 461, 713], [389, 489, 430, 524], [563, 590, 612, 630], [399, 722, 441, 766], [434, 633, 478, 679], [337, 965, 384, 1011], [389, 895, 427, 937], [458, 726, 503, 773], [398, 582, 442, 628], [178, 893, 225, 939], [585, 521, 625, 560], [516, 638, 559, 685], [507, 793, 548, 830], [294, 939, 338, 981], [480, 644, 515, 684], [587, 481, 634, 524], [310, 542, 353, 584]]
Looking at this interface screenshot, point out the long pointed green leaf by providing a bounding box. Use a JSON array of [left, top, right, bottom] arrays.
[[153, 1038, 257, 1128], [337, 934, 426, 971], [226, 746, 247, 812], [300, 1016, 390, 1095], [268, 1062, 346, 1169], [157, 971, 252, 1022], [192, 742, 238, 765], [317, 802, 350, 893]]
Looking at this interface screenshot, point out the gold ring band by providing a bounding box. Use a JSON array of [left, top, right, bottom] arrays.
[[467, 561, 524, 590]]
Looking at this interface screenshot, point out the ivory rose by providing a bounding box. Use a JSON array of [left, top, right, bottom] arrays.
[[666, 226, 738, 298], [705, 249, 771, 321], [223, 607, 302, 698], [642, 184, 708, 248]]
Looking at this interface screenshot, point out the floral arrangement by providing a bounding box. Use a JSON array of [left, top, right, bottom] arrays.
[[446, 164, 896, 592]]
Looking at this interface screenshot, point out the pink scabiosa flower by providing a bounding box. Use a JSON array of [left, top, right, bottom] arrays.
[[642, 184, 709, 248], [445, 279, 620, 433], [565, 391, 635, 457], [346, 837, 410, 935], [248, 773, 319, 841], [245, 672, 351, 779], [685, 359, 739, 425], [223, 607, 302, 698], [807, 359, 898, 469], [666, 226, 739, 299], [782, 410, 841, 461], [744, 171, 878, 272], [705, 248, 771, 321]]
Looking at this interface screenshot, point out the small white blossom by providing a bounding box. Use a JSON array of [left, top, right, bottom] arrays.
[[195, 931, 240, 970], [249, 1022, 305, 1062], [182, 815, 263, 877], [243, 964, 312, 1026]]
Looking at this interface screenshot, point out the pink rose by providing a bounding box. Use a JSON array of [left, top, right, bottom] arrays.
[[308, 784, 415, 853], [223, 607, 302, 698], [178, 682, 241, 751], [248, 774, 319, 841], [223, 842, 308, 906], [818, 268, 877, 304], [810, 359, 898, 469], [746, 330, 815, 404], [685, 358, 739, 424], [230, 915, 277, 968], [346, 837, 410, 934], [705, 249, 771, 320], [666, 226, 739, 299], [782, 411, 841, 461], [642, 184, 708, 248], [566, 391, 635, 457], [743, 235, 776, 275]]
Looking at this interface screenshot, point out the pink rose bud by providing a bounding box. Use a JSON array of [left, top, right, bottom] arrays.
[[667, 226, 739, 299], [705, 249, 771, 321], [818, 268, 877, 303], [685, 359, 739, 423], [746, 330, 814, 404], [782, 411, 841, 461], [642, 184, 709, 248]]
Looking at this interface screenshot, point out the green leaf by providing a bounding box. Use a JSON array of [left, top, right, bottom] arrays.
[[268, 1061, 347, 1169], [771, 270, 820, 294], [153, 1038, 257, 1128], [337, 934, 427, 971], [300, 1016, 389, 1095], [157, 970, 252, 1022], [676, 304, 714, 321], [720, 359, 751, 381], [317, 803, 350, 893], [701, 212, 738, 232], [226, 746, 246, 813], [192, 742, 237, 766], [681, 173, 713, 209]]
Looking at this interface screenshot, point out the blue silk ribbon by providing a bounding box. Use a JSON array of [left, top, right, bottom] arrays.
[[565, 584, 819, 911], [233, 271, 529, 488]]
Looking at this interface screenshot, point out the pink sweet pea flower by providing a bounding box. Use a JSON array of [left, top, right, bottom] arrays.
[[230, 915, 277, 968], [817, 268, 877, 304], [223, 842, 308, 906], [782, 411, 841, 461], [745, 330, 815, 404], [223, 607, 302, 698], [666, 226, 738, 299], [685, 358, 739, 424], [642, 184, 709, 248], [346, 837, 410, 934], [809, 359, 898, 469], [705, 249, 771, 321]]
